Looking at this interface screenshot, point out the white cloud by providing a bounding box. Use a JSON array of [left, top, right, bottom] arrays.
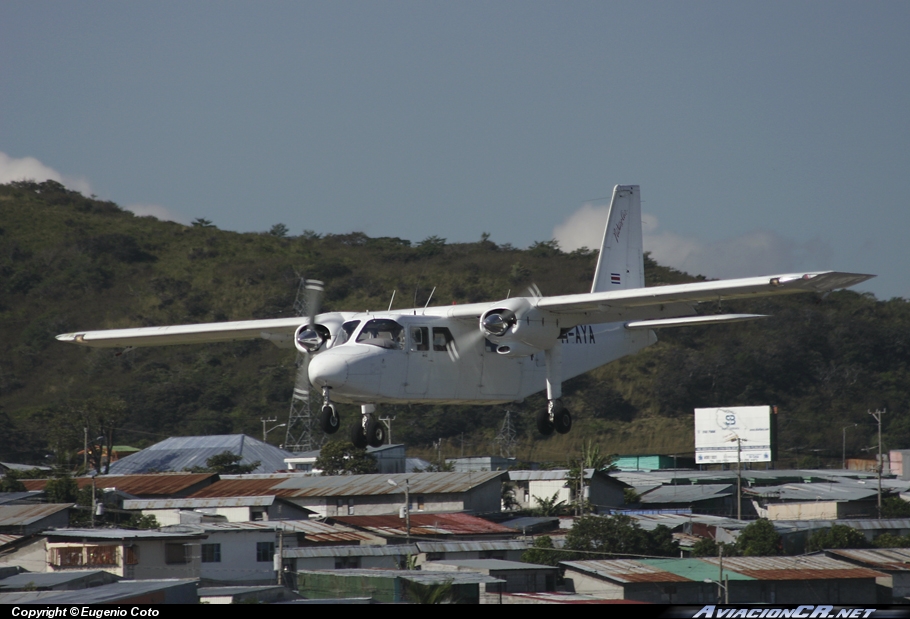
[[124, 203, 189, 225], [0, 151, 92, 195], [553, 203, 831, 279]]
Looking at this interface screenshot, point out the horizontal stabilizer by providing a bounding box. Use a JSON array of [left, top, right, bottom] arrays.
[[624, 314, 768, 330]]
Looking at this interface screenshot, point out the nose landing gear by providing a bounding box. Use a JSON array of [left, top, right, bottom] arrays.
[[319, 388, 340, 434]]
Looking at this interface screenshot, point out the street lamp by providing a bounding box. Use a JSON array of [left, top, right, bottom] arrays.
[[260, 418, 286, 442], [727, 435, 746, 520], [388, 478, 410, 543]]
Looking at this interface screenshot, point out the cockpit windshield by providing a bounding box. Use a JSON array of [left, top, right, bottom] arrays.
[[338, 320, 361, 346], [355, 319, 405, 350]]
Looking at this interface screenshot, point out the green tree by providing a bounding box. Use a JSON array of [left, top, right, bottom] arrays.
[[404, 579, 456, 604], [191, 217, 215, 227], [882, 496, 910, 518], [735, 519, 781, 556], [521, 535, 562, 567], [126, 513, 160, 530], [186, 451, 260, 475], [565, 514, 653, 558], [45, 475, 79, 503], [691, 538, 738, 558], [316, 441, 378, 476], [873, 533, 910, 548], [807, 524, 870, 551], [501, 482, 519, 511], [566, 441, 617, 515], [531, 492, 566, 517], [268, 223, 289, 237], [0, 470, 27, 492]]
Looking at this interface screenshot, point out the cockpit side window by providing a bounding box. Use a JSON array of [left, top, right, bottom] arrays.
[[356, 319, 405, 350], [339, 321, 361, 345]]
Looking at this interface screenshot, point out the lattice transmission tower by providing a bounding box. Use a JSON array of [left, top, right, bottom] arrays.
[[283, 276, 324, 453]]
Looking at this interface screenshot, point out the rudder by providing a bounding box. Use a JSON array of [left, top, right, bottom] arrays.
[[590, 185, 644, 293]]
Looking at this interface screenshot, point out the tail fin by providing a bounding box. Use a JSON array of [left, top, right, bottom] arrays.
[[590, 185, 644, 293]]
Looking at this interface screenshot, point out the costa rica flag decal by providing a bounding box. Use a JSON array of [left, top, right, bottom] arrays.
[[611, 273, 621, 285]]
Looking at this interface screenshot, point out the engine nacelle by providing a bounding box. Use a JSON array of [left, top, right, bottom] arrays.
[[480, 297, 560, 355], [294, 314, 350, 354]]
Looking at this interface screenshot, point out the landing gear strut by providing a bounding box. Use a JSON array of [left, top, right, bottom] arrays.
[[538, 344, 572, 436], [350, 404, 385, 449], [319, 387, 340, 434]]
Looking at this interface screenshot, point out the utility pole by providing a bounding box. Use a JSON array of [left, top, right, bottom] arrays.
[[870, 409, 885, 518], [379, 416, 395, 445]]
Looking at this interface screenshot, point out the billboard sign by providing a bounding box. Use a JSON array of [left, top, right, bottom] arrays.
[[694, 406, 776, 464]]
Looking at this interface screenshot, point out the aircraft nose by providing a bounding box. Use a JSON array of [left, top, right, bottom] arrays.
[[308, 352, 349, 389]]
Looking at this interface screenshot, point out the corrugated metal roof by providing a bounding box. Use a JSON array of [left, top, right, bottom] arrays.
[[626, 513, 746, 532], [107, 434, 294, 475], [123, 496, 276, 509], [772, 518, 910, 532], [10, 579, 199, 604], [699, 555, 886, 580], [44, 528, 206, 541], [188, 471, 505, 499], [562, 559, 694, 584], [508, 469, 599, 481], [296, 568, 504, 585], [425, 559, 556, 571], [415, 540, 530, 553], [0, 492, 43, 505], [828, 548, 910, 571], [639, 484, 733, 504], [22, 473, 217, 497], [639, 558, 754, 582], [273, 519, 372, 543], [745, 483, 880, 502], [0, 504, 71, 527], [0, 570, 115, 590], [284, 544, 417, 558], [332, 512, 515, 537], [0, 534, 23, 546], [499, 516, 559, 532]]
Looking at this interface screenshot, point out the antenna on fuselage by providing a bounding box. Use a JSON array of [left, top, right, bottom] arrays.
[[387, 290, 396, 312], [422, 287, 436, 314]]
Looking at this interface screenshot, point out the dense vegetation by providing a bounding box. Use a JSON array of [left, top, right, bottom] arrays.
[[2, 180, 909, 468]]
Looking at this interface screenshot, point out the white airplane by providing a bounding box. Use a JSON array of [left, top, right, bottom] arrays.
[[57, 186, 873, 449]]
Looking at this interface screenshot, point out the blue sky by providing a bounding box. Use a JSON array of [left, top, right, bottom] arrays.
[[2, 2, 907, 298]]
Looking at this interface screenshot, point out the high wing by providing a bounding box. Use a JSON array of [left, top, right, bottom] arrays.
[[56, 317, 306, 349], [434, 270, 874, 326]]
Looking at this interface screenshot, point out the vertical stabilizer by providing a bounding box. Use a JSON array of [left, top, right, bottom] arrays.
[[590, 185, 644, 293]]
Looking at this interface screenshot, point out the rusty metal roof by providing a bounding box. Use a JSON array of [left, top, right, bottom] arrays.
[[826, 548, 910, 572], [284, 543, 417, 559], [0, 504, 72, 527], [332, 512, 516, 537], [562, 559, 694, 584], [23, 473, 217, 497], [699, 555, 886, 580], [188, 471, 505, 499], [122, 496, 277, 509]]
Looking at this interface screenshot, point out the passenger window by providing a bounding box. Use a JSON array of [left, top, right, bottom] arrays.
[[432, 327, 454, 352], [411, 327, 429, 352]]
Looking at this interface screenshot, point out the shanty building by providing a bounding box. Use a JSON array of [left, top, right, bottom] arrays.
[[329, 512, 517, 544], [562, 556, 885, 604], [507, 469, 626, 514], [21, 473, 218, 500], [122, 496, 312, 525], [824, 548, 910, 602], [44, 528, 207, 580], [187, 471, 507, 517]]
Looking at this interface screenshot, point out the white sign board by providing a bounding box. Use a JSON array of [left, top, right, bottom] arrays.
[[694, 406, 775, 464]]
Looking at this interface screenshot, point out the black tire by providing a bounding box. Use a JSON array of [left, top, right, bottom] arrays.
[[554, 407, 572, 434], [320, 404, 340, 434], [536, 408, 554, 436], [365, 417, 386, 448], [350, 421, 368, 449]]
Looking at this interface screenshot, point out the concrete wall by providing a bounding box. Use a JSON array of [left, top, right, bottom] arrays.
[[0, 538, 47, 573], [199, 530, 277, 583]]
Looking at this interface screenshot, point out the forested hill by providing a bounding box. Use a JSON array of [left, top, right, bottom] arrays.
[[1, 180, 909, 467]]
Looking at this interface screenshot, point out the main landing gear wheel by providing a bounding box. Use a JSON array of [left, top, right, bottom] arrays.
[[365, 417, 386, 448], [350, 421, 368, 449], [536, 408, 554, 436], [553, 406, 572, 435], [319, 404, 340, 434]]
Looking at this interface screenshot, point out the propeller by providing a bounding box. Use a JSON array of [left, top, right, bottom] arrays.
[[295, 280, 326, 353]]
